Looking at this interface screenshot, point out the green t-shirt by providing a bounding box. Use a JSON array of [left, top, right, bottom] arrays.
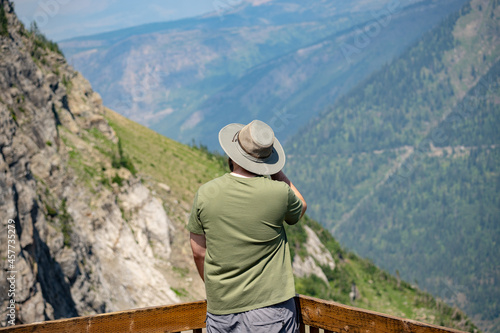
[[187, 173, 303, 315]]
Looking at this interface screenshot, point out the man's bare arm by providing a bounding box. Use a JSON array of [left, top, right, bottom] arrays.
[[190, 232, 206, 282], [271, 170, 307, 219]]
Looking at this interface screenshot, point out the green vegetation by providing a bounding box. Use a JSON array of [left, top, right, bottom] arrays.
[[431, 60, 500, 148], [170, 287, 189, 298], [9, 106, 16, 122], [172, 266, 189, 278], [287, 3, 472, 224], [62, 75, 72, 93], [61, 122, 141, 192], [25, 21, 63, 66], [44, 203, 57, 217], [285, 217, 477, 331], [41, 191, 73, 248], [286, 1, 499, 329], [0, 3, 8, 37], [347, 60, 500, 323], [59, 199, 73, 247], [28, 22, 63, 55], [350, 147, 500, 323], [111, 173, 123, 186], [112, 138, 137, 175]]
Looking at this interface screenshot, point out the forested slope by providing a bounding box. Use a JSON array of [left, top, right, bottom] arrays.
[[353, 58, 500, 332], [285, 0, 499, 331]]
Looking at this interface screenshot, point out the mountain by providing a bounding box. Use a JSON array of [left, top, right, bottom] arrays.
[[0, 1, 477, 331], [0, 0, 199, 323], [285, 0, 499, 331], [59, 0, 467, 149]]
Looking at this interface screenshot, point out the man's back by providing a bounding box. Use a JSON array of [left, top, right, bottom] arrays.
[[188, 120, 307, 332], [188, 173, 302, 315]]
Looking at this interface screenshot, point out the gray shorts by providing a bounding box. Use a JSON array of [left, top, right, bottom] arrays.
[[206, 298, 299, 333]]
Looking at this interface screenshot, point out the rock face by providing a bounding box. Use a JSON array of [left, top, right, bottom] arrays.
[[0, 0, 187, 325], [292, 226, 335, 284]]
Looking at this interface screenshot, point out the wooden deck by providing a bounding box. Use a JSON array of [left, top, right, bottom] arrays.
[[0, 294, 466, 333]]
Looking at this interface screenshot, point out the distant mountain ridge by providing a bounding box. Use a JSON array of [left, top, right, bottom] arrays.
[[59, 0, 468, 149], [180, 0, 470, 149]]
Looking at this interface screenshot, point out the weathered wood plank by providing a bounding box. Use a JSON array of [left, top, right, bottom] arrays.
[[295, 295, 466, 333], [0, 295, 467, 333], [0, 300, 207, 333]]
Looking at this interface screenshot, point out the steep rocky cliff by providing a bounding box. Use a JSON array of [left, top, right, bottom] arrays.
[[0, 0, 201, 325]]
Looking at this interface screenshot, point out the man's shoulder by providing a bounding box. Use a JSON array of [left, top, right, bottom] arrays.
[[262, 176, 290, 189], [197, 174, 230, 195], [254, 177, 292, 200]]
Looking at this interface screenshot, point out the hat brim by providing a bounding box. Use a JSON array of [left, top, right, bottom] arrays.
[[219, 123, 285, 176]]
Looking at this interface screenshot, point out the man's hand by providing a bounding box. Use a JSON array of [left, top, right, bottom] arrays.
[[271, 170, 290, 184], [271, 171, 307, 219], [190, 232, 206, 282]]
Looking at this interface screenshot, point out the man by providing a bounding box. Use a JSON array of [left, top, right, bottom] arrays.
[[188, 120, 307, 333]]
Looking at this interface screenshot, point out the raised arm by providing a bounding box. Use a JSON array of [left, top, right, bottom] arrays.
[[271, 170, 307, 219]]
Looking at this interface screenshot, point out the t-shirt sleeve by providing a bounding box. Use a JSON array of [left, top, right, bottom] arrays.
[[284, 186, 303, 225], [187, 192, 205, 234]]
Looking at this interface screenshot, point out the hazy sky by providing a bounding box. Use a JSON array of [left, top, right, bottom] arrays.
[[12, 0, 216, 41]]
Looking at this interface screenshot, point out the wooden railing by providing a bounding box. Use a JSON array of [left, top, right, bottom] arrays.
[[0, 295, 466, 333]]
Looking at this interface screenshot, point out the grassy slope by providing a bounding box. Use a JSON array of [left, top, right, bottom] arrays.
[[103, 108, 477, 332], [105, 108, 226, 205]]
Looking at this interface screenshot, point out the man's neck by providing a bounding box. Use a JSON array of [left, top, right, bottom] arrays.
[[231, 168, 257, 178], [231, 172, 251, 178]]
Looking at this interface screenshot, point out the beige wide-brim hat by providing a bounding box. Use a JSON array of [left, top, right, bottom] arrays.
[[219, 120, 285, 176]]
